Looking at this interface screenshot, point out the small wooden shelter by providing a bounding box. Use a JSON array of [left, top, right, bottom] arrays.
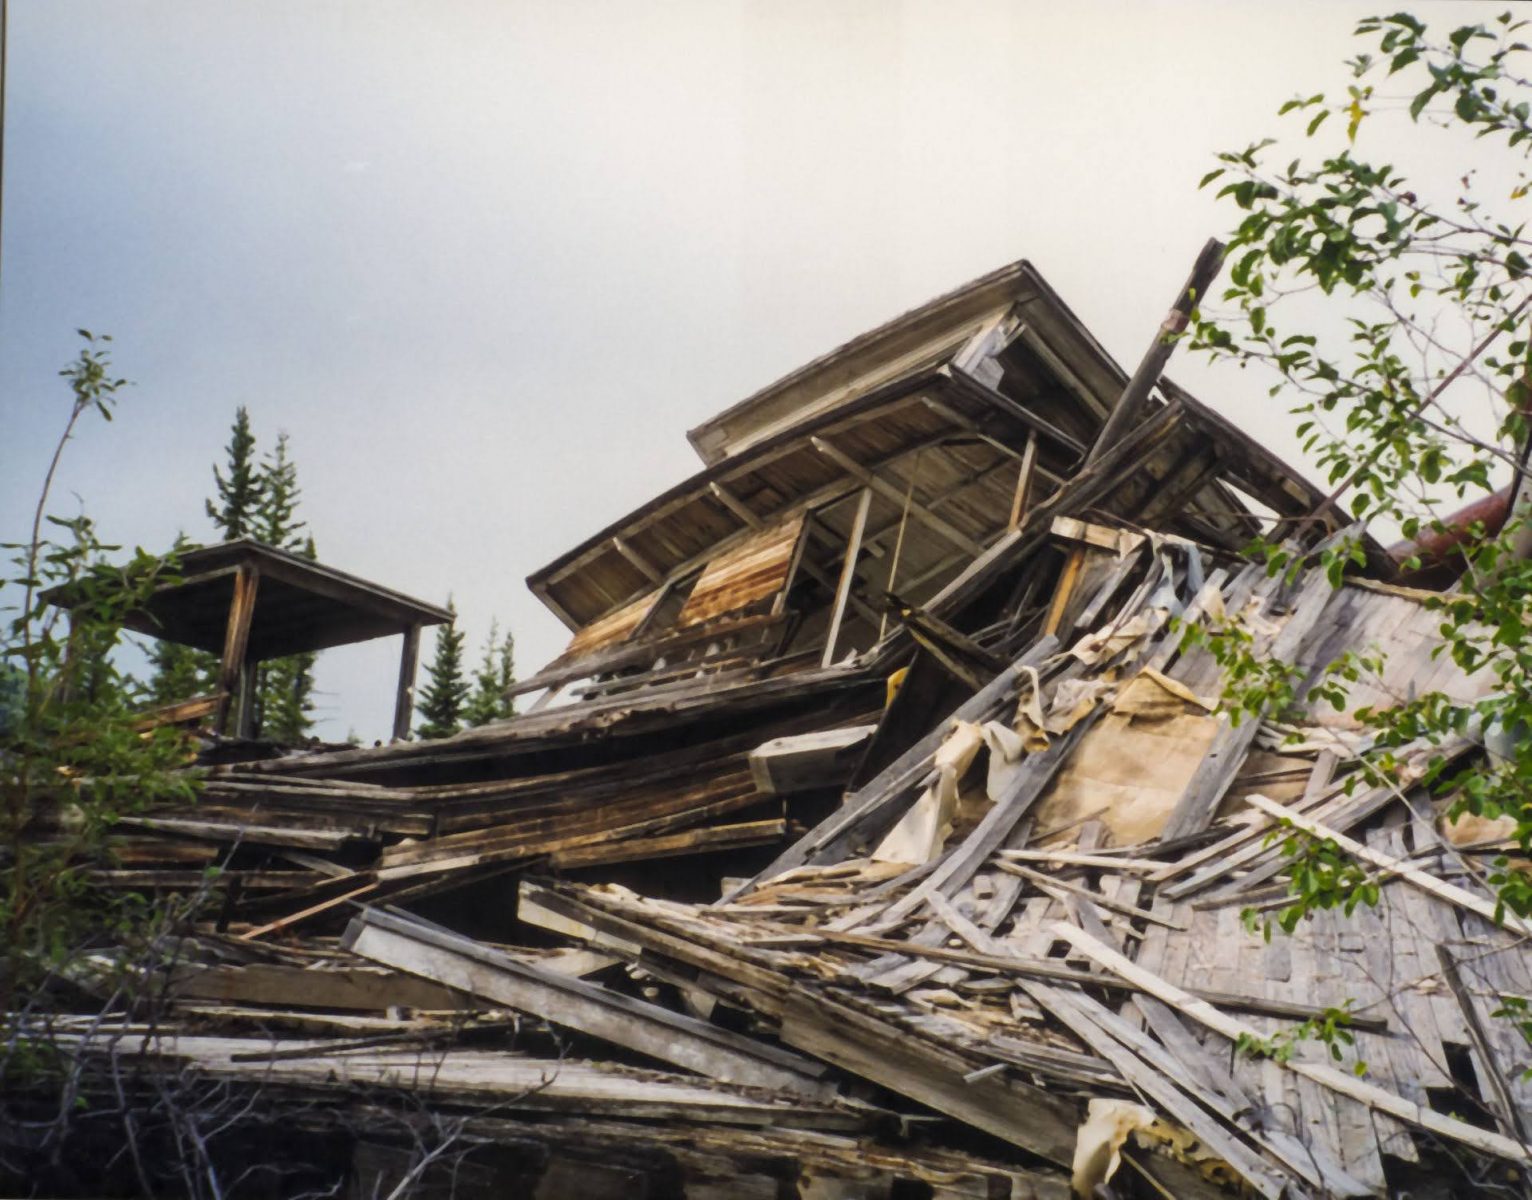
[[103, 539, 451, 739]]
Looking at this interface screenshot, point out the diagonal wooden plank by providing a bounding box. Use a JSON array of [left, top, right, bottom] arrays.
[[344, 907, 828, 1095], [811, 436, 985, 557], [1052, 921, 1532, 1165], [1159, 569, 1337, 842]]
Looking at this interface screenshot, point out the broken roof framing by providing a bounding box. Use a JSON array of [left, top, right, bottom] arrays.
[[522, 259, 1386, 711]]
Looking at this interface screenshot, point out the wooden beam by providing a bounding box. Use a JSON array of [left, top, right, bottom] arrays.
[[216, 564, 259, 735], [748, 725, 876, 796], [1244, 794, 1532, 938], [1042, 547, 1086, 637], [1008, 432, 1038, 531], [822, 487, 872, 668], [131, 692, 224, 731], [613, 537, 663, 584], [1052, 921, 1532, 1165], [1085, 237, 1224, 466], [344, 907, 830, 1094], [939, 364, 1092, 453], [708, 481, 763, 529], [234, 664, 258, 739], [392, 623, 422, 742], [780, 989, 1079, 1167], [810, 437, 984, 557], [239, 880, 377, 940]]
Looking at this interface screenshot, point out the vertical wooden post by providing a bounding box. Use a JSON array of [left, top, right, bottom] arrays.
[[392, 623, 422, 742], [234, 662, 257, 739], [1043, 548, 1086, 638], [1007, 432, 1038, 531], [821, 487, 872, 668], [216, 564, 259, 735]]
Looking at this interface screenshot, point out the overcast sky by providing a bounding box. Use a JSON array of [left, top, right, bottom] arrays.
[[0, 1, 1491, 740]]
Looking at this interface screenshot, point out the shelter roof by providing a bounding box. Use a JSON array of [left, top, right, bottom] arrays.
[[103, 539, 451, 661]]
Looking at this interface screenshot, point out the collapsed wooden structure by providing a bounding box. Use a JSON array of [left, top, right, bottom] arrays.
[[20, 258, 1532, 1198]]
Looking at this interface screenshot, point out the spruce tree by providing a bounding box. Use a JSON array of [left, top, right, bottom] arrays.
[[206, 406, 264, 540], [416, 601, 469, 739], [146, 639, 210, 705], [255, 432, 304, 550], [463, 621, 517, 727], [253, 445, 317, 742], [260, 652, 316, 742]]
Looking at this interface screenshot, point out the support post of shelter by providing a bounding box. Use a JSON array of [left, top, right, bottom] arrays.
[[216, 564, 260, 736], [822, 487, 872, 668], [393, 623, 422, 742], [234, 664, 257, 739]]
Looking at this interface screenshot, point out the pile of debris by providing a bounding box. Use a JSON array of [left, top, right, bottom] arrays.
[[15, 256, 1531, 1198]]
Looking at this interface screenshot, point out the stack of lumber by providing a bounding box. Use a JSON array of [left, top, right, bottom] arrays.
[[87, 705, 888, 936]]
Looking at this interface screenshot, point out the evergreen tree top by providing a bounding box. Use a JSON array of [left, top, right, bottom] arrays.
[[256, 431, 306, 551], [206, 406, 264, 542], [416, 599, 469, 740], [464, 620, 517, 727]]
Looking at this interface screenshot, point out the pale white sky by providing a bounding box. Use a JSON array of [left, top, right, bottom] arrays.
[[0, 1, 1496, 739]]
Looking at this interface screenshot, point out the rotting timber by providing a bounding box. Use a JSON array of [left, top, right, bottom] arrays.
[[14, 256, 1529, 1199]]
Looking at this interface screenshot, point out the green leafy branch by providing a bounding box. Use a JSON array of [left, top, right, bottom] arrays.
[[1235, 1003, 1365, 1076]]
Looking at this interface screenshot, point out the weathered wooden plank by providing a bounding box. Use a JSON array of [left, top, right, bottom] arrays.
[[115, 815, 371, 852], [343, 907, 829, 1094], [168, 961, 474, 1012], [1244, 795, 1532, 938], [1159, 570, 1337, 842], [547, 819, 786, 870], [821, 488, 873, 667], [1052, 922, 1532, 1165], [748, 725, 876, 796], [392, 622, 422, 742], [678, 513, 807, 628], [723, 637, 1060, 900], [779, 988, 1079, 1167], [128, 1035, 862, 1127], [993, 862, 1185, 929]]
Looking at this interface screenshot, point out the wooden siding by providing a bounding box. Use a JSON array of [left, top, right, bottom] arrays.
[[562, 586, 661, 660], [676, 514, 806, 628]]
